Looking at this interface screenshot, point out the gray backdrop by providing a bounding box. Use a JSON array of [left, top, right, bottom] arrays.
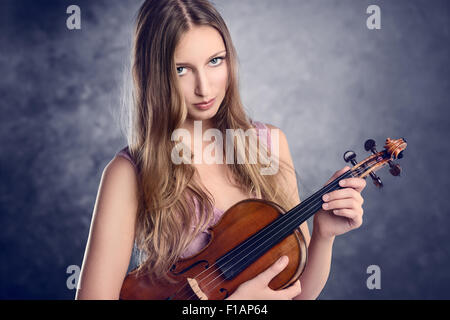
[[0, 0, 449, 299]]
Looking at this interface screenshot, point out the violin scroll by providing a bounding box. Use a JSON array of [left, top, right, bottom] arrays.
[[384, 138, 407, 160], [345, 137, 407, 188]]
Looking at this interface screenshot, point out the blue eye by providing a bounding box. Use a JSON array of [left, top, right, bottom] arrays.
[[176, 56, 226, 76], [177, 66, 186, 76], [209, 56, 225, 66]]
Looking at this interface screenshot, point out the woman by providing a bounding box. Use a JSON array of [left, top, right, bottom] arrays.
[[75, 0, 366, 300]]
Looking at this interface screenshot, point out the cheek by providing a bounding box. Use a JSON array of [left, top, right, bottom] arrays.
[[178, 81, 191, 102], [212, 65, 228, 91]]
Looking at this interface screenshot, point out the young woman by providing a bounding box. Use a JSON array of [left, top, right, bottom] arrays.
[[75, 0, 366, 300]]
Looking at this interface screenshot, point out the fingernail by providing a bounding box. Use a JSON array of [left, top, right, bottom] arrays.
[[322, 194, 329, 201], [339, 180, 346, 186], [322, 203, 328, 209]]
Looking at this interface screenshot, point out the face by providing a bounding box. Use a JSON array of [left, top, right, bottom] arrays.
[[174, 25, 228, 127]]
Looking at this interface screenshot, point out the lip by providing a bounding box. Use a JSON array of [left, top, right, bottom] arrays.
[[194, 97, 216, 110]]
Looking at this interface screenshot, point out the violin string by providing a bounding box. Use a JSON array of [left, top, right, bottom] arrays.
[[184, 170, 357, 299], [178, 169, 359, 299], [179, 169, 358, 299]]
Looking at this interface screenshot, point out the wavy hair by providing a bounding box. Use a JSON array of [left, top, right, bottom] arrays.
[[120, 0, 297, 281]]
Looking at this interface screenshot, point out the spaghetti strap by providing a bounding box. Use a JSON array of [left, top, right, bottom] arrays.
[[251, 120, 272, 151], [116, 146, 138, 171]]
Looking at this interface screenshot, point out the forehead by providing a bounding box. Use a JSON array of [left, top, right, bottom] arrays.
[[174, 25, 225, 61]]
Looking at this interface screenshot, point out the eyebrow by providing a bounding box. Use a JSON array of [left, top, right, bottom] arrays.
[[175, 50, 227, 66]]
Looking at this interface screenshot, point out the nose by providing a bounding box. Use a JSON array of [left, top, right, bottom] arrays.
[[194, 69, 211, 98]]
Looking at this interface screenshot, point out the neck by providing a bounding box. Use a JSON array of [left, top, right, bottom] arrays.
[[182, 118, 215, 135], [181, 119, 220, 160]]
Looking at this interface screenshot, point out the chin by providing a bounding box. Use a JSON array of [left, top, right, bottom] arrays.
[[187, 107, 219, 121]]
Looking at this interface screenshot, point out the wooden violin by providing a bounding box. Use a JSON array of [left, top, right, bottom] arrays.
[[119, 137, 407, 300]]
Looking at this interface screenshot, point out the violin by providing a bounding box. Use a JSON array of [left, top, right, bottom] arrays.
[[119, 138, 407, 300]]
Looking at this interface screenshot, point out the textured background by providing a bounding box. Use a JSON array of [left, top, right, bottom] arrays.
[[0, 0, 449, 299]]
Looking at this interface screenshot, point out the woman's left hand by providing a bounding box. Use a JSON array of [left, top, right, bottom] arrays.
[[313, 166, 367, 239]]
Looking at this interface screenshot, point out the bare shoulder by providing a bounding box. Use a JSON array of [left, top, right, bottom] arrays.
[[105, 155, 139, 188], [99, 155, 139, 209], [262, 123, 293, 175], [264, 123, 310, 243], [264, 123, 289, 157], [75, 155, 139, 299]]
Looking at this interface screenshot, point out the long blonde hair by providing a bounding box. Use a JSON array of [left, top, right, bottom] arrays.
[[120, 0, 298, 281]]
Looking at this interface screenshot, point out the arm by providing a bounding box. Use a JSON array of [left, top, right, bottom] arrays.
[[293, 229, 335, 300], [75, 156, 139, 299]]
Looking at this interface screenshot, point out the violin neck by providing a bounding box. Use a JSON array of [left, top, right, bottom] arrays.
[[284, 169, 355, 228]]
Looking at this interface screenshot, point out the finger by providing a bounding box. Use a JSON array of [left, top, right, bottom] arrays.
[[339, 178, 367, 193], [324, 166, 351, 185], [280, 279, 301, 299], [257, 256, 289, 285], [322, 198, 360, 211], [332, 208, 361, 220], [322, 188, 363, 204], [333, 209, 363, 228]]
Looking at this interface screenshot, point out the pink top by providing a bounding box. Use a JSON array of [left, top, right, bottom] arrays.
[[115, 120, 272, 259]]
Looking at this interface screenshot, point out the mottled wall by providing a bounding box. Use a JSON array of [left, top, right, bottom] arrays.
[[0, 0, 448, 299]]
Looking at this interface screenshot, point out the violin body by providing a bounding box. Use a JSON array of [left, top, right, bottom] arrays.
[[120, 199, 308, 300]]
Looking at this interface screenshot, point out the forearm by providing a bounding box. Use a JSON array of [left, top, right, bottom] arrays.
[[293, 230, 335, 300]]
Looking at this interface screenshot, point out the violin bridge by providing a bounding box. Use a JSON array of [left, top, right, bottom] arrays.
[[187, 277, 209, 300]]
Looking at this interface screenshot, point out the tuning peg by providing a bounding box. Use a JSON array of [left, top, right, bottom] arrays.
[[343, 151, 358, 166], [364, 139, 378, 154], [388, 161, 402, 176], [371, 175, 383, 188], [344, 150, 382, 187], [362, 139, 384, 187]]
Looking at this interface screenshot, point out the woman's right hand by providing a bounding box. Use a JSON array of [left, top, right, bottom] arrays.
[[225, 255, 301, 300]]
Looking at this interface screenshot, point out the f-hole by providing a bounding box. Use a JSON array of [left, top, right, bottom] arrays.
[[170, 260, 210, 276]]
